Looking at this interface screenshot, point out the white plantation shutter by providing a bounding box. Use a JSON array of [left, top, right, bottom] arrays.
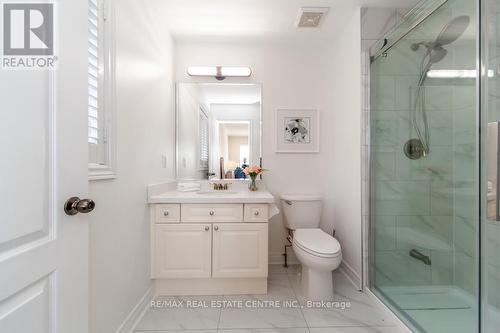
[[199, 109, 209, 168], [88, 0, 100, 145]]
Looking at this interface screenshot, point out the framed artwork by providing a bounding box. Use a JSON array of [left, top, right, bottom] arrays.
[[275, 109, 319, 153]]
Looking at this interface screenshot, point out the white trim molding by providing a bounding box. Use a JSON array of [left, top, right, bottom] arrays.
[[339, 261, 362, 291], [115, 286, 153, 333]]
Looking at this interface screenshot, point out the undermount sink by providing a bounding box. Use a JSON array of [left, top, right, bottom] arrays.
[[196, 191, 239, 195]]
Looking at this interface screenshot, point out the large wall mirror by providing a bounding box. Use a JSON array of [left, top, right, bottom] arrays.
[[176, 83, 262, 180]]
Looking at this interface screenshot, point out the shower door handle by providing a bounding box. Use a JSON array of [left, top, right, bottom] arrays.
[[487, 122, 500, 221]]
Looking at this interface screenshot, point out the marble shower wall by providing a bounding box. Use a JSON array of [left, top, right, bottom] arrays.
[[362, 2, 478, 294]]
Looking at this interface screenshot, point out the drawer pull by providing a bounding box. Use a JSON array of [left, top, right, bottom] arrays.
[[214, 225, 219, 231], [254, 211, 260, 216], [163, 211, 169, 216], [204, 226, 210, 231], [209, 211, 215, 216]]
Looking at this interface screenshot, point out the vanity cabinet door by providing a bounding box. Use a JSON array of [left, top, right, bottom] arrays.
[[212, 223, 268, 278], [153, 224, 212, 278]]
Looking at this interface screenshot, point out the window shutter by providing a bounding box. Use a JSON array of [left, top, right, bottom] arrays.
[[88, 0, 99, 144], [199, 110, 209, 168]]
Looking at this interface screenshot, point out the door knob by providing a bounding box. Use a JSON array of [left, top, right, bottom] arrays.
[[64, 197, 95, 215]]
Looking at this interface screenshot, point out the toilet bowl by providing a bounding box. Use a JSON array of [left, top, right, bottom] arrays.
[[280, 195, 342, 301], [292, 228, 342, 300]]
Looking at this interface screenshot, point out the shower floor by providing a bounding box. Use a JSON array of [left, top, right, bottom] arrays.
[[378, 285, 476, 333]]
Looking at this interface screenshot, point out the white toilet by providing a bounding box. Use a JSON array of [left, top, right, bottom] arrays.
[[281, 194, 342, 301]]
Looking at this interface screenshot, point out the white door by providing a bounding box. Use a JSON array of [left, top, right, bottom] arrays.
[[212, 223, 268, 278], [153, 224, 212, 278], [0, 1, 89, 332]]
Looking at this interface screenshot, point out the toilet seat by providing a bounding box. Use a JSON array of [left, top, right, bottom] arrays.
[[293, 229, 341, 258]]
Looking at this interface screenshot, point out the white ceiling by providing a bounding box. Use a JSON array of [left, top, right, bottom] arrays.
[[147, 0, 420, 43]]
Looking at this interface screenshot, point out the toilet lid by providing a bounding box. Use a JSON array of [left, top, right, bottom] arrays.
[[294, 229, 341, 256]]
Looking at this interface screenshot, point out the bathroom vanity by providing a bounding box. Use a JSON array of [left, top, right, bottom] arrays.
[[148, 183, 276, 296]]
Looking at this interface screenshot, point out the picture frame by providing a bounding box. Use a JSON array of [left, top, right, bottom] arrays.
[[275, 109, 320, 153]]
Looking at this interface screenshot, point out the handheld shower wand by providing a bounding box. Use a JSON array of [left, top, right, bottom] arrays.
[[406, 15, 470, 159]]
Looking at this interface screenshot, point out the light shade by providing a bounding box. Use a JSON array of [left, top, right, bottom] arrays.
[[187, 66, 252, 79], [427, 69, 494, 78]]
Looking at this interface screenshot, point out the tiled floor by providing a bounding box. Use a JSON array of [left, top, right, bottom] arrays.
[[134, 265, 404, 333]]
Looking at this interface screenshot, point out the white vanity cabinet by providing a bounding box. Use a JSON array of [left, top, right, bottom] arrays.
[[150, 202, 272, 295], [153, 223, 212, 278], [212, 223, 268, 278]]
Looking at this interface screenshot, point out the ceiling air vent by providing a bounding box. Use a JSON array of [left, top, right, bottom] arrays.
[[296, 7, 329, 28]]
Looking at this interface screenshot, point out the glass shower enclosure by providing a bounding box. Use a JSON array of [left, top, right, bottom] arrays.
[[368, 0, 500, 332]]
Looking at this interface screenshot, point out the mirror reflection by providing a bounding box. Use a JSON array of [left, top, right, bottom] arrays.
[[176, 83, 261, 180]]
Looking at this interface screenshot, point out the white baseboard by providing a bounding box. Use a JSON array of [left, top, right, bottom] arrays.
[[339, 261, 362, 291], [269, 251, 299, 265], [364, 287, 413, 333], [115, 286, 153, 333]]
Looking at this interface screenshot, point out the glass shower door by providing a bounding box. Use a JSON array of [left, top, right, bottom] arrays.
[[481, 0, 500, 332], [369, 0, 479, 332]]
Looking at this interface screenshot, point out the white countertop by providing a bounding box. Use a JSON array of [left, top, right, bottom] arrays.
[[149, 189, 275, 204]]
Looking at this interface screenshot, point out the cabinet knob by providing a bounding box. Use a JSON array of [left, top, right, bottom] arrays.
[[214, 226, 219, 231], [163, 211, 169, 216], [205, 226, 210, 231], [254, 210, 260, 216], [209, 211, 215, 216]]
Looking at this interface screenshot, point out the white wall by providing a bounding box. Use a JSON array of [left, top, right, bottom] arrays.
[[174, 7, 362, 274], [88, 1, 176, 332], [327, 9, 363, 285]]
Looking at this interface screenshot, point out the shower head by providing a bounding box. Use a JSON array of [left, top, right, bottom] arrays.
[[435, 15, 470, 47], [411, 15, 470, 54]]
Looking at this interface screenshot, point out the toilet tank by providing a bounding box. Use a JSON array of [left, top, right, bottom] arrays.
[[280, 194, 323, 230]]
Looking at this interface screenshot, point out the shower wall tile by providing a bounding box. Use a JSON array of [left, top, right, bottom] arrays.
[[428, 111, 453, 145], [429, 250, 453, 285], [371, 111, 409, 147], [373, 181, 430, 216], [395, 8, 412, 25], [452, 86, 476, 111], [396, 216, 453, 251], [453, 106, 476, 142], [455, 217, 475, 257], [454, 251, 476, 295], [396, 146, 453, 181], [372, 151, 396, 180], [361, 8, 397, 40], [453, 144, 476, 181], [395, 76, 418, 110], [422, 86, 454, 111], [374, 216, 397, 251], [377, 41, 420, 76], [374, 250, 432, 286], [430, 179, 454, 216], [453, 181, 476, 220], [372, 76, 397, 110]]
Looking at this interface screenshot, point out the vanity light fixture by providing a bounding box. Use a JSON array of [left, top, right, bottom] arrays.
[[187, 66, 252, 81]]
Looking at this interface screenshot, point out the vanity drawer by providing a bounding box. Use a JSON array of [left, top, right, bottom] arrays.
[[155, 204, 181, 223], [244, 204, 269, 222], [181, 204, 243, 223]]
